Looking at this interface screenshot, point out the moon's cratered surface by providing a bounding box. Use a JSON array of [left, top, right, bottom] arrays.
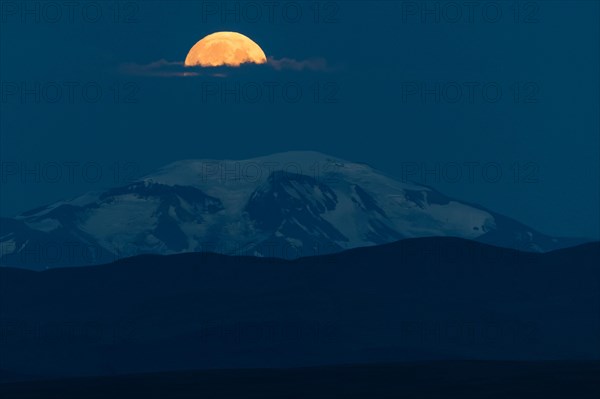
[[184, 32, 267, 67]]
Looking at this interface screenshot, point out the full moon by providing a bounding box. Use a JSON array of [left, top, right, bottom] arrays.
[[184, 32, 267, 67]]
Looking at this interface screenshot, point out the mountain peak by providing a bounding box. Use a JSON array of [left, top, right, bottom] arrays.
[[141, 151, 376, 193], [1, 152, 584, 269]]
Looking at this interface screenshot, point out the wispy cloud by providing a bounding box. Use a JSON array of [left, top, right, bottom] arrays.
[[119, 59, 199, 77], [119, 56, 333, 77], [267, 56, 330, 72]]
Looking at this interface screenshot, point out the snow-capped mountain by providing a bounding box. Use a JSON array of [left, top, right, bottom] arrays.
[[0, 151, 582, 269]]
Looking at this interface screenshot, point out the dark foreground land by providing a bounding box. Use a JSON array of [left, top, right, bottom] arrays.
[[1, 362, 599, 399]]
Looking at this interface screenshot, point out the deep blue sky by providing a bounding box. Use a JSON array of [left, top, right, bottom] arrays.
[[1, 1, 598, 239]]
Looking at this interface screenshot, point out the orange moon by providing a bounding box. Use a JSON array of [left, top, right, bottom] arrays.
[[184, 32, 267, 67]]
